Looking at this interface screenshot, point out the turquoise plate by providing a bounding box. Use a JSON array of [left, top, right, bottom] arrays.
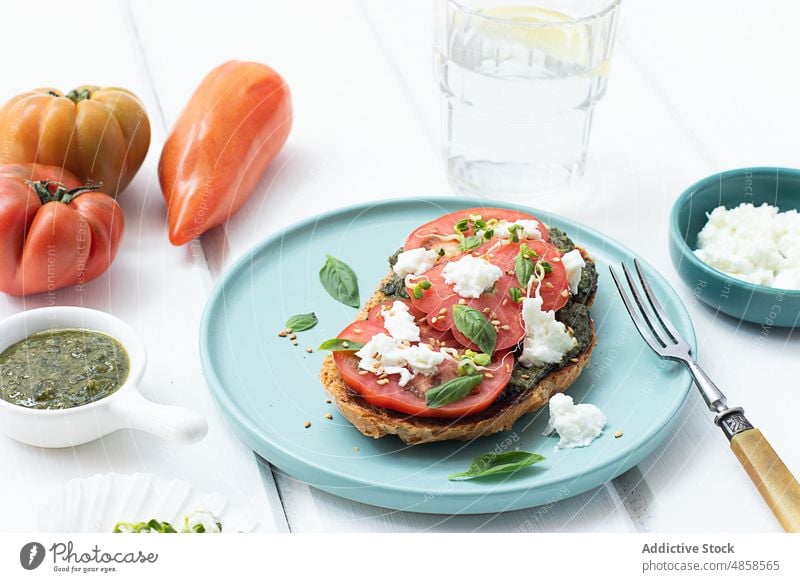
[[200, 198, 696, 514]]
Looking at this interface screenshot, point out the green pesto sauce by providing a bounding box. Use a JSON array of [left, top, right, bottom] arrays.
[[382, 229, 598, 397], [0, 329, 129, 410]]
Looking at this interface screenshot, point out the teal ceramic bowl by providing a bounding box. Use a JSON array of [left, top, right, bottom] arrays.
[[670, 167, 800, 327]]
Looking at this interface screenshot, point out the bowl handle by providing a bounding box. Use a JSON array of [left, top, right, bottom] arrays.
[[109, 389, 208, 444]]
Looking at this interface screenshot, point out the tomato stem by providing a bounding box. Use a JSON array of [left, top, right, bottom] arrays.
[[65, 88, 92, 103], [25, 180, 102, 205]]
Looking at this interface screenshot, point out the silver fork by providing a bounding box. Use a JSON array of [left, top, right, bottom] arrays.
[[610, 259, 800, 532]]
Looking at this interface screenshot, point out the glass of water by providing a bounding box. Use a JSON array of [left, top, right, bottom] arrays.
[[435, 0, 621, 199]]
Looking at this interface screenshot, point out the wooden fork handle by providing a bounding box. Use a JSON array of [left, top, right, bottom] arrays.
[[730, 428, 800, 532]]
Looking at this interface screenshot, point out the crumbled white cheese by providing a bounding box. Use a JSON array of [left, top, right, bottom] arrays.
[[441, 255, 503, 298], [694, 203, 800, 290], [393, 248, 439, 278], [404, 344, 446, 376], [380, 300, 420, 342], [544, 393, 606, 449], [518, 295, 577, 367], [561, 249, 585, 294], [354, 332, 445, 386], [493, 219, 543, 240]]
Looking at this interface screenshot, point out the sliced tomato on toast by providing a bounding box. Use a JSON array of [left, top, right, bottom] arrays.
[[404, 207, 549, 256], [332, 321, 514, 418]]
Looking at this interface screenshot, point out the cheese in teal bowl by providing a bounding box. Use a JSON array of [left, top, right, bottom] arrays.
[[669, 167, 800, 327]]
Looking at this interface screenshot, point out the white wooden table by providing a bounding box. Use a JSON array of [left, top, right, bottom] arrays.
[[1, 0, 797, 532]]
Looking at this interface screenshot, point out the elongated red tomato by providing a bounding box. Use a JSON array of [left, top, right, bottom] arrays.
[[332, 321, 513, 418], [404, 207, 549, 255], [159, 61, 292, 245]]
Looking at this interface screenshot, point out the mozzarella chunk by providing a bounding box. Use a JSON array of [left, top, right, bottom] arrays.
[[381, 300, 420, 342], [694, 203, 800, 289], [442, 255, 503, 298], [518, 295, 577, 367], [561, 249, 585, 294], [404, 344, 446, 376], [392, 248, 439, 278], [493, 219, 543, 241], [544, 393, 606, 449], [354, 332, 445, 386]]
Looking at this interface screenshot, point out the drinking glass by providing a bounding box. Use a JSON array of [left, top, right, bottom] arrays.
[[435, 0, 621, 198]]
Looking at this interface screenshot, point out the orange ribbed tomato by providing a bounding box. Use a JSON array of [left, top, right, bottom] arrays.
[[0, 164, 124, 296], [0, 86, 150, 196], [158, 61, 292, 245]]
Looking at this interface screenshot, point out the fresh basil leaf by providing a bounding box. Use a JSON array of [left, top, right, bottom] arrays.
[[448, 451, 546, 481], [452, 305, 497, 355], [426, 374, 484, 408], [515, 250, 534, 288], [318, 338, 365, 351], [458, 235, 482, 252], [285, 312, 318, 332], [320, 255, 360, 308]]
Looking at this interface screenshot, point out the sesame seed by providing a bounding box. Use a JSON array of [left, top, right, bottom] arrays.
[[485, 372, 494, 378], [325, 413, 333, 420], [614, 430, 624, 439], [358, 370, 369, 375], [291, 340, 299, 346], [561, 289, 569, 297], [325, 399, 332, 403], [286, 328, 294, 334], [459, 299, 467, 305], [483, 307, 490, 313], [441, 342, 447, 347], [342, 341, 349, 348], [353, 328, 362, 334], [521, 374, 530, 380], [278, 331, 287, 337], [376, 378, 390, 385], [439, 307, 447, 315], [306, 346, 313, 353], [502, 298, 508, 306], [304, 421, 311, 429], [431, 316, 438, 323], [500, 325, 510, 331], [551, 256, 561, 262], [546, 282, 554, 288], [569, 357, 579, 363], [372, 362, 381, 369], [288, 333, 297, 340], [491, 319, 501, 325]]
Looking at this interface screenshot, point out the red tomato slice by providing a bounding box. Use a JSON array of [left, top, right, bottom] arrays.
[[404, 207, 549, 255], [405, 260, 455, 313], [332, 321, 515, 418], [484, 240, 570, 313]]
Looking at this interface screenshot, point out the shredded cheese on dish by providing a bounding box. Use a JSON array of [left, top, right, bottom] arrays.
[[441, 255, 503, 298], [544, 393, 606, 449], [694, 203, 800, 289], [518, 294, 577, 368]]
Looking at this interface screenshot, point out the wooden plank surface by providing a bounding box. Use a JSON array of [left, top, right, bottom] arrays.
[[0, 0, 286, 532]]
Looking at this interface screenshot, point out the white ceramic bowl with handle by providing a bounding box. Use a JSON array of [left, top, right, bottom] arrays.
[[0, 306, 207, 448]]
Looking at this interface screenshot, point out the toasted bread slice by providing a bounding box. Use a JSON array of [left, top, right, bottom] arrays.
[[320, 249, 597, 445]]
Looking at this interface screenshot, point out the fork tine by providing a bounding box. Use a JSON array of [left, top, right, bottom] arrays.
[[621, 262, 675, 347], [608, 265, 666, 355], [633, 258, 686, 347]]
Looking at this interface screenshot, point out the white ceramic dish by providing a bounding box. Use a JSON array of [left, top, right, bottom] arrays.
[[38, 473, 256, 532], [0, 306, 207, 448]]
